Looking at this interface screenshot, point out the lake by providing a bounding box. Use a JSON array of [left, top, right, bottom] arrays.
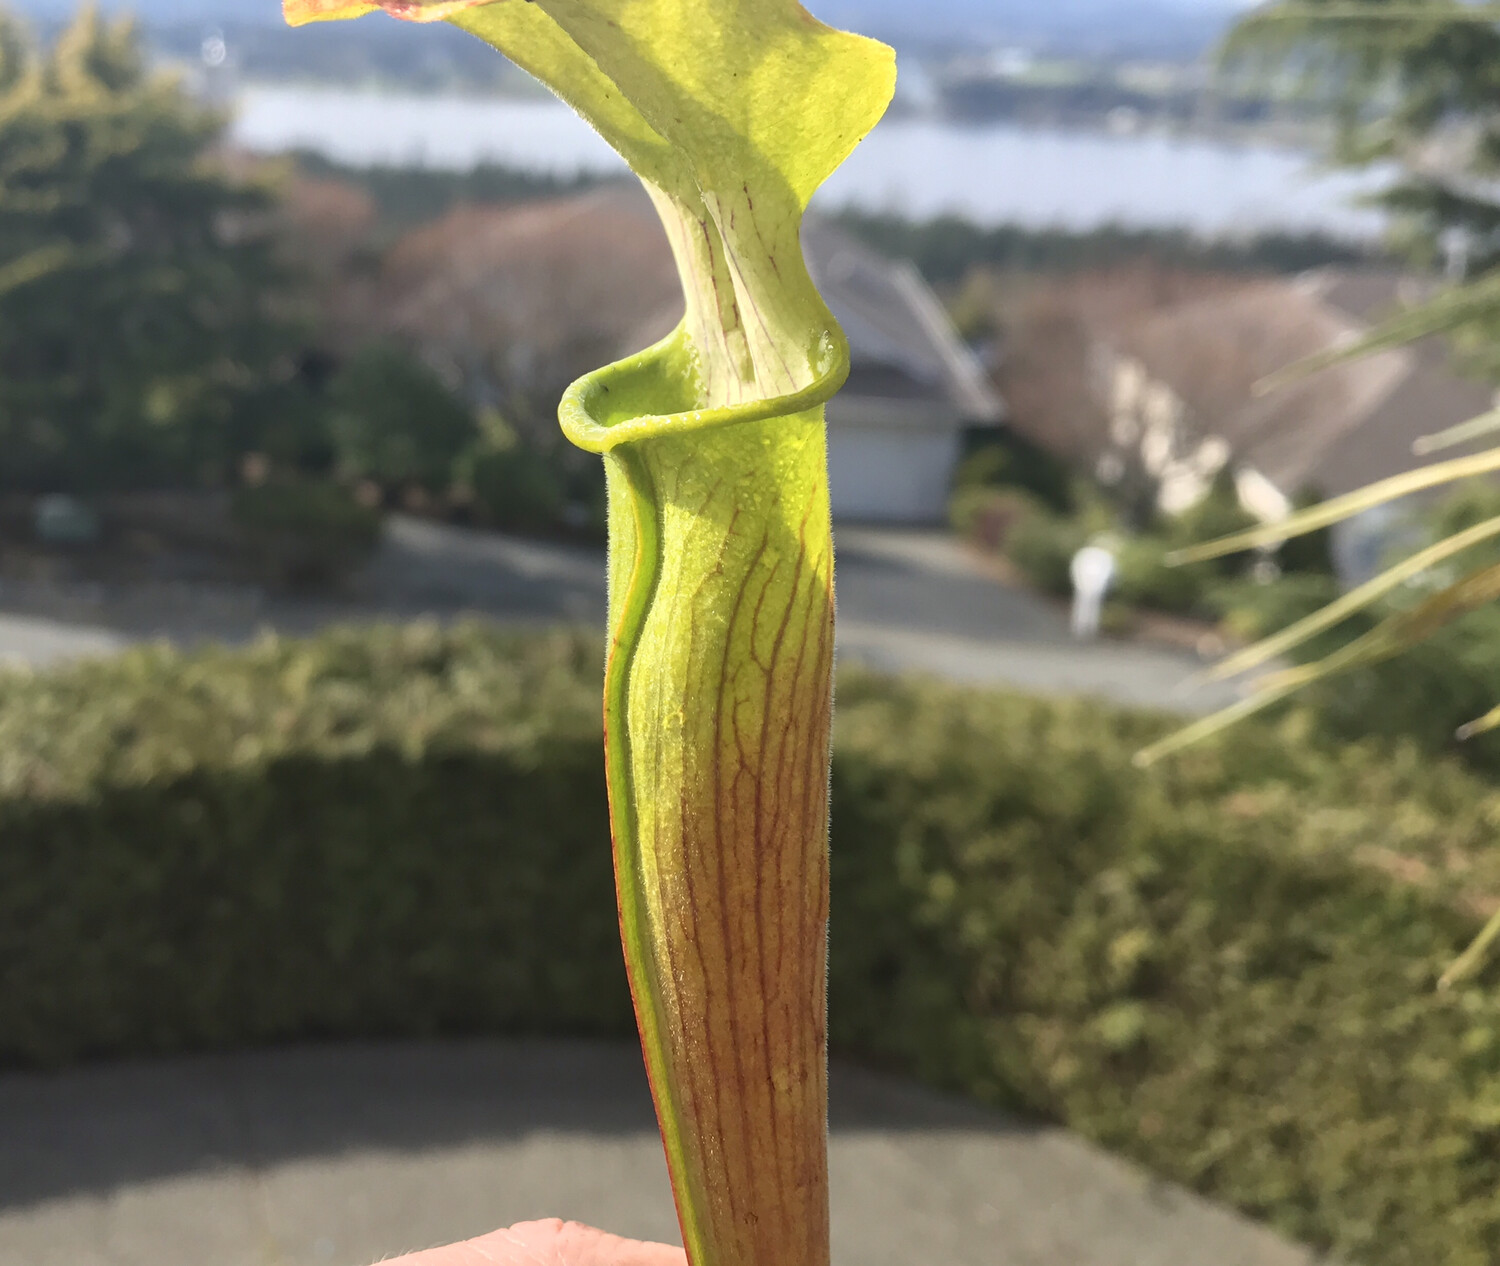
[[231, 86, 1388, 239]]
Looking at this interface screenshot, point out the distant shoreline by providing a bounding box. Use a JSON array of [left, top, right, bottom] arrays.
[[229, 84, 1388, 241]]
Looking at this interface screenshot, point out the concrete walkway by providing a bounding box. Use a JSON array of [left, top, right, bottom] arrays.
[[0, 1041, 1317, 1266], [0, 519, 1245, 714], [0, 611, 126, 670]]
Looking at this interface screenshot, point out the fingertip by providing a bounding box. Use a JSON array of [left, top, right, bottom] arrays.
[[549, 1220, 688, 1266], [373, 1218, 685, 1266]]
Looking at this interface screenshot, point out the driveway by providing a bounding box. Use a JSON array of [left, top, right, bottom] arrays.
[[831, 527, 1242, 712], [0, 517, 1243, 714], [0, 1040, 1317, 1266]]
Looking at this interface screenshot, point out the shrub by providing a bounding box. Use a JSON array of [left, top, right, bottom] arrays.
[[1111, 534, 1205, 615], [232, 481, 382, 589], [3, 626, 1500, 1263], [469, 443, 569, 535], [827, 675, 1500, 1266], [0, 624, 624, 1061], [1003, 506, 1090, 596], [1305, 608, 1500, 773], [981, 472, 1251, 616], [952, 431, 1074, 515], [1213, 572, 1345, 645], [1215, 481, 1500, 773], [1167, 470, 1259, 574], [1004, 517, 1217, 617], [326, 345, 478, 494], [459, 410, 607, 540], [1430, 478, 1500, 558], [948, 485, 1049, 552], [1216, 590, 1500, 776], [1278, 486, 1337, 577]]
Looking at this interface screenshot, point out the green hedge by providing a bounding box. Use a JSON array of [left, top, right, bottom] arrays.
[[232, 481, 383, 590], [828, 678, 1500, 1265], [5, 624, 1500, 1263], [0, 624, 629, 1060]]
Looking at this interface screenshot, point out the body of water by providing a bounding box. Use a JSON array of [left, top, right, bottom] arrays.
[[232, 86, 1388, 239]]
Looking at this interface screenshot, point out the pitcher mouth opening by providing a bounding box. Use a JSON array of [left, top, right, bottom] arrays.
[[559, 323, 850, 456]]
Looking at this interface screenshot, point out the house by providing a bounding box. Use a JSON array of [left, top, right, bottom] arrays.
[[1090, 269, 1497, 579], [803, 218, 1004, 521], [372, 183, 1003, 524]]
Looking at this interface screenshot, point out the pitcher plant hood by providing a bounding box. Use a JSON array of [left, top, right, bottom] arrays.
[[279, 5, 897, 1266]]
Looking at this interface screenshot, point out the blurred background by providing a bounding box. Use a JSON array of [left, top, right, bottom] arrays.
[[5, 1, 1500, 1264]]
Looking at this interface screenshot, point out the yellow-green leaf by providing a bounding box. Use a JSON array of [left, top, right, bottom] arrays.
[[281, 6, 894, 1266], [1141, 560, 1500, 767], [1167, 444, 1500, 564], [1414, 408, 1500, 457], [1206, 513, 1500, 682]]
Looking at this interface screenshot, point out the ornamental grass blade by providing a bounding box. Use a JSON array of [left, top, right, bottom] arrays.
[[1195, 0, 1500, 994], [1413, 408, 1500, 457], [1254, 271, 1500, 396], [1139, 559, 1500, 767], [1440, 906, 1500, 990], [1205, 512, 1500, 681], [282, 5, 895, 1266], [1458, 703, 1500, 742], [0, 242, 79, 294], [1166, 444, 1500, 564], [1134, 663, 1328, 767]]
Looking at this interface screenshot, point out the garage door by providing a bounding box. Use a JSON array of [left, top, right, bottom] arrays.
[[827, 427, 961, 524]]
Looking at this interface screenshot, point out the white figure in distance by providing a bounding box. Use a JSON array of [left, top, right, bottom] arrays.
[[1069, 537, 1118, 640]]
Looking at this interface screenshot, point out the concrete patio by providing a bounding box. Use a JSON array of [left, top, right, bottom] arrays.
[[0, 1040, 1319, 1266]]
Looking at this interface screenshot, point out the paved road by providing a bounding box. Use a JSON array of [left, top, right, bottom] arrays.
[[832, 527, 1242, 712], [0, 1041, 1316, 1266], [0, 518, 1243, 713], [0, 612, 126, 669]]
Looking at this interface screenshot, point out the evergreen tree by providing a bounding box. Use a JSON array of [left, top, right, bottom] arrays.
[[0, 4, 303, 490], [1227, 2, 1500, 372]]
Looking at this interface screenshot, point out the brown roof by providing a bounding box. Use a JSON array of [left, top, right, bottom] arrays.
[[992, 266, 1242, 461], [804, 218, 1002, 420], [1107, 270, 1495, 498]]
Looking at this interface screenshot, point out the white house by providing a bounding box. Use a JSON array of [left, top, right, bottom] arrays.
[[1091, 270, 1498, 580], [802, 219, 1005, 522]]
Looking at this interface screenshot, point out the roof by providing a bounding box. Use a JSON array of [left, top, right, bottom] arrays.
[[380, 182, 1002, 425], [1104, 269, 1495, 498], [803, 218, 1003, 421]]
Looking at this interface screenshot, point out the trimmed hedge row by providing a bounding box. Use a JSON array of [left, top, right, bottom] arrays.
[[5, 623, 1500, 1262], [0, 625, 627, 1060], [828, 678, 1500, 1265]]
